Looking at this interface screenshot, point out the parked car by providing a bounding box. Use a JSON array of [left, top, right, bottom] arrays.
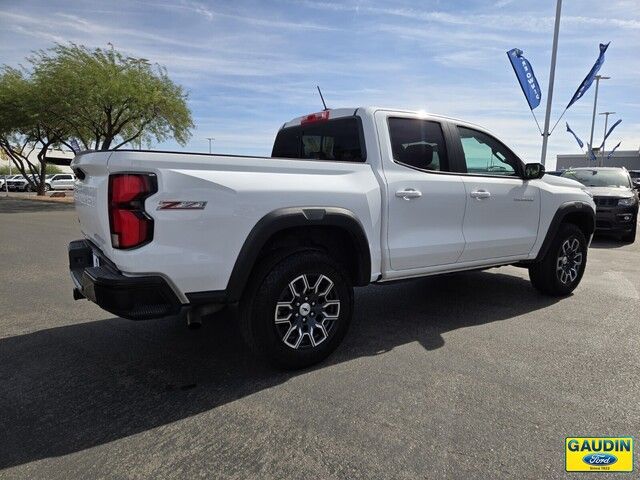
[[48, 173, 76, 190], [629, 170, 640, 190], [68, 107, 595, 368], [7, 172, 76, 192], [0, 175, 22, 190], [561, 167, 638, 242], [6, 175, 41, 192]]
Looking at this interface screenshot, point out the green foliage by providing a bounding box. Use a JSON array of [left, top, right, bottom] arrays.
[[1, 43, 193, 153], [32, 44, 194, 150], [0, 164, 61, 175], [0, 42, 193, 194]]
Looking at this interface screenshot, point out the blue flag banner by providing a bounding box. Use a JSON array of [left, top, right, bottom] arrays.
[[586, 143, 597, 162], [507, 48, 542, 110], [566, 122, 584, 148], [603, 118, 622, 144], [607, 141, 621, 159], [567, 42, 610, 108]]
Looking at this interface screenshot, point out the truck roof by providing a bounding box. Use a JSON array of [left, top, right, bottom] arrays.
[[281, 106, 520, 160], [282, 106, 490, 133]]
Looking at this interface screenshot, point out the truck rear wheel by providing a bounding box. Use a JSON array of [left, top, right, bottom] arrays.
[[529, 223, 587, 296], [239, 251, 353, 369]]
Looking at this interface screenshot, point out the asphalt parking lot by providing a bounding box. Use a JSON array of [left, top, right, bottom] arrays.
[[1, 197, 639, 479]]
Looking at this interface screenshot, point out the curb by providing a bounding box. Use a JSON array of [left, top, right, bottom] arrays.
[[1, 194, 74, 204]]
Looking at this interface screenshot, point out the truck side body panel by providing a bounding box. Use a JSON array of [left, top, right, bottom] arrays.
[[73, 151, 382, 298], [71, 107, 595, 304]]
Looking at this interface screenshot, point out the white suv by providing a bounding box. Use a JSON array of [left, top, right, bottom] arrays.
[[48, 173, 76, 190]]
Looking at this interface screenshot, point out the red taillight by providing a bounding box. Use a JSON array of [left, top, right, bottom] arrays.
[[300, 110, 330, 125], [108, 174, 156, 249]]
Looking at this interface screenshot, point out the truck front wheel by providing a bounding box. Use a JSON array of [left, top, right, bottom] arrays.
[[529, 223, 587, 296], [239, 251, 353, 369]]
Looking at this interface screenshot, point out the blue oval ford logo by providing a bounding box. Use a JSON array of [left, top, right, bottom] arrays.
[[582, 453, 617, 466]]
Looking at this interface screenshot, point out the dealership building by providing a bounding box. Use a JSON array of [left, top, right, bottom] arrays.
[[556, 148, 640, 171]]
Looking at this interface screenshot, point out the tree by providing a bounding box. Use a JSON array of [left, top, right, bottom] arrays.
[[0, 67, 69, 194], [0, 44, 193, 195], [33, 44, 193, 150]]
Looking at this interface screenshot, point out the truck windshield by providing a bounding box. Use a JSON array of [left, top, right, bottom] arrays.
[[272, 117, 364, 162], [561, 169, 631, 188]]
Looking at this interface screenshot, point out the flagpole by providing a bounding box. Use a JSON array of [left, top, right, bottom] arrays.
[[540, 0, 563, 167], [530, 109, 543, 135], [601, 114, 609, 167], [599, 111, 615, 166]]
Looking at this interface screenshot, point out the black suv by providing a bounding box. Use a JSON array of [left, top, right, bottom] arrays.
[[561, 167, 638, 242]]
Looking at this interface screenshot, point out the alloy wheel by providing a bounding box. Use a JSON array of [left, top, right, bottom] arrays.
[[556, 237, 583, 285], [273, 273, 340, 349]]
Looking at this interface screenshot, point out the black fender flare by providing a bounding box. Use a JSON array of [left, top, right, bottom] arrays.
[[223, 207, 372, 302], [535, 201, 595, 262]]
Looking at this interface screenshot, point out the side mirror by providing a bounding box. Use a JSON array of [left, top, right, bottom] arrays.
[[523, 163, 545, 180]]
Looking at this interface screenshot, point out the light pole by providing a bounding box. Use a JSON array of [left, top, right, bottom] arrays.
[[206, 137, 215, 154], [540, 0, 563, 166], [599, 111, 615, 166], [588, 75, 610, 159]]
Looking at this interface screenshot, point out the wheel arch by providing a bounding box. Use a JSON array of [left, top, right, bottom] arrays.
[[535, 202, 595, 262], [226, 207, 372, 302]]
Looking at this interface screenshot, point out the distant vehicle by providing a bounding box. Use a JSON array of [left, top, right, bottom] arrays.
[[6, 173, 75, 192], [1, 175, 21, 190], [561, 167, 638, 242], [544, 170, 564, 176], [629, 170, 640, 190], [48, 173, 76, 190], [6, 175, 41, 192], [69, 107, 595, 368]]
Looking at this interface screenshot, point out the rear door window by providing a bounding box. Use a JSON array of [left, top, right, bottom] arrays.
[[388, 118, 449, 171], [272, 117, 365, 162]]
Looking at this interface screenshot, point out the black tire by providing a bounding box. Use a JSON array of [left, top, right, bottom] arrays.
[[239, 250, 353, 369], [529, 223, 587, 296], [44, 184, 51, 192], [621, 221, 637, 243]]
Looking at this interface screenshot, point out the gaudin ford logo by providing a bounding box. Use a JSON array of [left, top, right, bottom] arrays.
[[582, 453, 617, 466], [566, 437, 633, 472]]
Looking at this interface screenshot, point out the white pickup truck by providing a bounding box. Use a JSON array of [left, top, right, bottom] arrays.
[[69, 107, 595, 368]]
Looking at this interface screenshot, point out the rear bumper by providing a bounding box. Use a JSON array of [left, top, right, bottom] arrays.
[[68, 239, 183, 320]]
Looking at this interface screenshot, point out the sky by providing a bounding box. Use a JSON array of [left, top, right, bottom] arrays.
[[1, 0, 639, 169]]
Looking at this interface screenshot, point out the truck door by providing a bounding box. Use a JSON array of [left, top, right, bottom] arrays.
[[451, 125, 540, 262], [377, 113, 467, 271]]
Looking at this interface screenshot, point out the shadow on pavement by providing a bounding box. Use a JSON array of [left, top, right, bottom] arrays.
[[589, 234, 633, 249], [0, 269, 560, 469]]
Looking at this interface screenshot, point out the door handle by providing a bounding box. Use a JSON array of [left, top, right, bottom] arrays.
[[470, 189, 491, 199], [395, 188, 422, 200]]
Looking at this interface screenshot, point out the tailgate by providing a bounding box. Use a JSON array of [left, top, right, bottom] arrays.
[[72, 151, 113, 252]]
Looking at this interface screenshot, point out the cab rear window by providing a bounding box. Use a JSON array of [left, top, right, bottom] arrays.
[[272, 117, 365, 162]]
